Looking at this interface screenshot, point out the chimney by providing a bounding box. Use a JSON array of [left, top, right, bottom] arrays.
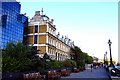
[[35, 11, 40, 16]]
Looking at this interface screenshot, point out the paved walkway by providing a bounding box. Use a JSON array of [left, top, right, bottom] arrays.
[[61, 67, 110, 80]]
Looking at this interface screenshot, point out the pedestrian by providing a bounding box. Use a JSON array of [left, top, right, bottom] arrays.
[[91, 64, 93, 72]]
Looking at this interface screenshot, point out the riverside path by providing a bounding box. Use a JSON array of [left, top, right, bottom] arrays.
[[61, 67, 110, 80]]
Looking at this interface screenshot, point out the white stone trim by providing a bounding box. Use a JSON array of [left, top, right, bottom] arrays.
[[46, 23, 49, 32], [33, 34, 34, 44], [27, 33, 47, 36], [28, 23, 34, 26], [29, 22, 47, 26], [46, 34, 48, 43], [33, 44, 38, 46], [46, 46, 48, 53], [28, 44, 47, 46], [29, 22, 40, 26], [38, 44, 47, 46], [34, 22, 40, 26]]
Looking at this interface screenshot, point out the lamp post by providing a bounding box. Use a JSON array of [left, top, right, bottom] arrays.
[[104, 53, 106, 64], [108, 39, 113, 66], [104, 52, 107, 65], [105, 51, 108, 65]]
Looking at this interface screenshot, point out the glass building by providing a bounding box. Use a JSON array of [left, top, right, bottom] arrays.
[[1, 1, 28, 49]]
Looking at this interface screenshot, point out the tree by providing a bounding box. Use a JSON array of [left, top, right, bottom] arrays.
[[70, 46, 93, 68], [70, 46, 84, 68], [86, 55, 93, 64], [82, 52, 93, 64], [2, 42, 35, 72], [63, 59, 77, 68], [70, 46, 82, 60]]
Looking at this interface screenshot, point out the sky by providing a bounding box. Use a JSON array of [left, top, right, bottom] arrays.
[[18, 0, 118, 62]]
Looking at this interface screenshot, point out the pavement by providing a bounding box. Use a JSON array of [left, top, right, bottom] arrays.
[[61, 67, 111, 80]]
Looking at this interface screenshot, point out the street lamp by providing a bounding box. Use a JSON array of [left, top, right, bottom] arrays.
[[104, 52, 107, 65], [105, 51, 108, 65], [104, 53, 106, 64], [108, 39, 113, 66]]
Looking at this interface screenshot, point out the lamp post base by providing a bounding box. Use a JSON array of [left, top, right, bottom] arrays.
[[110, 63, 114, 67]]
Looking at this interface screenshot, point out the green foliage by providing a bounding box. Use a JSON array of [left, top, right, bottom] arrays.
[[63, 59, 72, 67], [70, 60, 77, 67], [45, 60, 63, 69], [82, 52, 93, 64], [2, 42, 35, 72], [70, 46, 84, 67], [70, 46, 82, 60], [86, 56, 93, 64], [2, 42, 93, 73], [63, 59, 77, 68], [45, 59, 77, 69], [70, 46, 93, 68], [76, 60, 85, 68]]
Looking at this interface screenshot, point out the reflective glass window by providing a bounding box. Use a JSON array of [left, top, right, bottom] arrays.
[[34, 25, 38, 33], [34, 35, 37, 44]]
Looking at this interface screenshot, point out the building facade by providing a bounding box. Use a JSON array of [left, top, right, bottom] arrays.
[[26, 11, 74, 61], [1, 1, 28, 49]]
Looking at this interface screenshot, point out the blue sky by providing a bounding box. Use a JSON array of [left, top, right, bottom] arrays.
[[19, 1, 118, 62]]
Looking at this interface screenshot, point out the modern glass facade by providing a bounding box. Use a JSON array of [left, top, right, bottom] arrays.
[[1, 2, 28, 49]]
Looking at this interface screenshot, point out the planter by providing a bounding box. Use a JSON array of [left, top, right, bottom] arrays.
[[61, 69, 70, 76]]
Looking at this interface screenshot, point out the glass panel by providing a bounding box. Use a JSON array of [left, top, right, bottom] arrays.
[[1, 2, 27, 49], [34, 25, 38, 33], [2, 15, 7, 27], [34, 35, 37, 44]]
